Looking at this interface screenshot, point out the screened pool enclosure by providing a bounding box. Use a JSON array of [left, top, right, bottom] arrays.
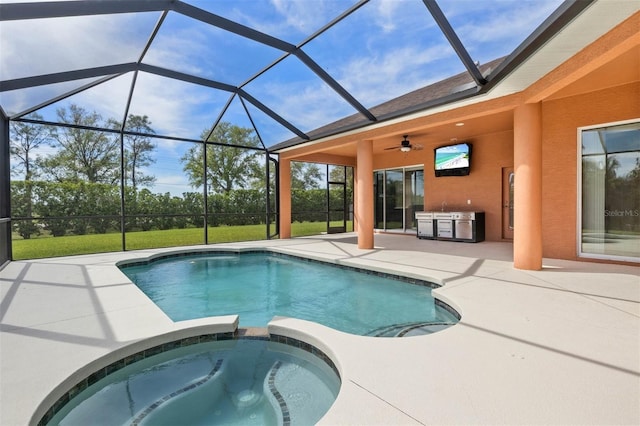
[[0, 0, 589, 264]]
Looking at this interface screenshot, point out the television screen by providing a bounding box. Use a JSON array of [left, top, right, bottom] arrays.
[[434, 142, 472, 176]]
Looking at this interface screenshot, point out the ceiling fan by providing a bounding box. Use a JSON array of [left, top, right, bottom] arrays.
[[385, 135, 423, 152]]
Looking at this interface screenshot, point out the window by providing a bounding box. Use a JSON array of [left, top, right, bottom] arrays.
[[579, 121, 640, 262]]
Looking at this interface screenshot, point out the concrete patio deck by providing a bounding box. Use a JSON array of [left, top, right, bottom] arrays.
[[1, 233, 638, 425]]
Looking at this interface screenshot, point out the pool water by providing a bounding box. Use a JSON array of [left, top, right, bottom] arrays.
[[47, 339, 340, 426], [121, 252, 459, 336]]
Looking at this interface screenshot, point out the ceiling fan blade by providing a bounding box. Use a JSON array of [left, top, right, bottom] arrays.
[[384, 146, 399, 150], [412, 144, 424, 150]]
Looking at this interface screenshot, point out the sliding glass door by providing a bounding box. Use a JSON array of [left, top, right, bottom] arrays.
[[385, 170, 404, 230], [580, 121, 640, 261], [405, 169, 424, 231], [374, 171, 384, 229], [374, 167, 424, 232]]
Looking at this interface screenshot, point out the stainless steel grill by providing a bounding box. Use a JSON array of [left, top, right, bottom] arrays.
[[415, 211, 485, 242]]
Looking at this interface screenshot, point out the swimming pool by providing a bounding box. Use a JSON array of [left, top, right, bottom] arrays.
[[120, 251, 459, 336], [44, 337, 340, 426]]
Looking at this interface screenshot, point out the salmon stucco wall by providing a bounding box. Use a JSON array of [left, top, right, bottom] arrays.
[[541, 81, 640, 260], [373, 130, 514, 241]]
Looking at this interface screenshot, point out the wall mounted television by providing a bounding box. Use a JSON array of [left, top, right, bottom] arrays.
[[434, 142, 472, 177]]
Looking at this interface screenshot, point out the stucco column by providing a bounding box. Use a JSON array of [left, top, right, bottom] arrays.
[[279, 158, 292, 239], [356, 140, 374, 249], [513, 102, 543, 270]]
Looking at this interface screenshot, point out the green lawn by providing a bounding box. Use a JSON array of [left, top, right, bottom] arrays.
[[11, 221, 343, 260]]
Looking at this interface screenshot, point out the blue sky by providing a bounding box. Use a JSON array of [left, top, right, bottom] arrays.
[[0, 0, 563, 194]]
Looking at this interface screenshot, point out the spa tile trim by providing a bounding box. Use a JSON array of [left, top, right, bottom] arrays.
[[130, 358, 224, 426], [270, 334, 340, 379], [268, 361, 291, 426]]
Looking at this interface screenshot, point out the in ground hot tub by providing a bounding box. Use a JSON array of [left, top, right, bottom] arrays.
[[40, 335, 340, 426]]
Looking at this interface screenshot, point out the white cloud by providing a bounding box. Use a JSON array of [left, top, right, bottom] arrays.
[[280, 83, 352, 131], [142, 16, 224, 78], [338, 42, 457, 107], [0, 81, 78, 117], [462, 5, 560, 43], [0, 11, 159, 117], [373, 0, 403, 33], [443, 0, 563, 45], [245, 68, 354, 133], [0, 13, 155, 80], [71, 75, 133, 122], [126, 72, 226, 141], [235, 0, 362, 43], [244, 41, 457, 134], [270, 0, 326, 34]]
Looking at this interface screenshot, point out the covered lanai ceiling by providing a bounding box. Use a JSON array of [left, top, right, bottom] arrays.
[[1, 0, 591, 150]]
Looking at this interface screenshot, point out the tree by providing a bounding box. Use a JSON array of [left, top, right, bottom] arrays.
[[328, 165, 353, 191], [606, 155, 640, 234], [329, 164, 354, 213], [9, 114, 53, 238], [42, 104, 119, 184], [110, 114, 157, 191], [291, 161, 323, 190], [181, 122, 263, 194], [9, 113, 52, 181]]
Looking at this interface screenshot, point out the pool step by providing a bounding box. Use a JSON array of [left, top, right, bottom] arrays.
[[366, 321, 456, 337]]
